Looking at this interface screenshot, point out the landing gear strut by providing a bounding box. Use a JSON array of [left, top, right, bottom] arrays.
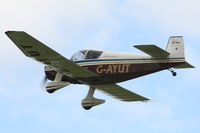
[[168, 68, 177, 77], [45, 72, 70, 93], [81, 87, 105, 110]]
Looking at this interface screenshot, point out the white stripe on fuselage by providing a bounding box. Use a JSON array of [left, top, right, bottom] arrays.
[[74, 57, 185, 66]]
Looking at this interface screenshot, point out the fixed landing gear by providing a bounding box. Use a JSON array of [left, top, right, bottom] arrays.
[[81, 87, 105, 110], [168, 68, 177, 77], [45, 72, 70, 93]]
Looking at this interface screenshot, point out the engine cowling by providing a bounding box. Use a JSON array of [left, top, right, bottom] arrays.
[[81, 97, 105, 110]]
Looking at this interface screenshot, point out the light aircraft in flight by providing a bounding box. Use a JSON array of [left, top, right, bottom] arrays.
[[5, 31, 194, 110]]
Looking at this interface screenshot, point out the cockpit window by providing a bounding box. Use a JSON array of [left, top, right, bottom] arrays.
[[71, 50, 87, 60], [85, 50, 102, 59], [71, 50, 102, 61]]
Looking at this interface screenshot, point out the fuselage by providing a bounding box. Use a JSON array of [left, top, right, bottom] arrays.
[[45, 49, 185, 85]]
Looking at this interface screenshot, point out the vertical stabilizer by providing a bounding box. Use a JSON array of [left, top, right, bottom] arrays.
[[166, 36, 185, 58]]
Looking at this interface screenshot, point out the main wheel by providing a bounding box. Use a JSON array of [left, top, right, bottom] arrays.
[[47, 89, 56, 93], [83, 106, 92, 110]]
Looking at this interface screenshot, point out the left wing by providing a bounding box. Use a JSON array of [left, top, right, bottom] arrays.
[[134, 45, 170, 57], [92, 84, 149, 102], [5, 31, 97, 78]]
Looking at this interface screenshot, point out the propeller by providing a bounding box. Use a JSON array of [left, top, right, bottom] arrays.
[[41, 75, 48, 89]]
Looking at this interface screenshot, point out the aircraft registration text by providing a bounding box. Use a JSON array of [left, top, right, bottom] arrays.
[[96, 64, 131, 74]]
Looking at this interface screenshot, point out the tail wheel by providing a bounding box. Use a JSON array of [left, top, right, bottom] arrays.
[[168, 68, 177, 77], [172, 72, 177, 77]]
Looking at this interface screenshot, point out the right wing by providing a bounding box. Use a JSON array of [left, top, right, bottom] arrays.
[[134, 45, 170, 57], [92, 84, 149, 102], [5, 31, 97, 78]]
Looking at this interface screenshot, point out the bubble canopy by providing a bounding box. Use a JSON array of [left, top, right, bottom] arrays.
[[71, 50, 103, 61]]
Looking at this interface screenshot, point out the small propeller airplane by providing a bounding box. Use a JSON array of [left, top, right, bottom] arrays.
[[6, 31, 194, 110]]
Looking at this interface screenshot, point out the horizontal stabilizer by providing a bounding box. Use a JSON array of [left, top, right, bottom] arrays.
[[174, 62, 195, 69], [134, 45, 170, 57]]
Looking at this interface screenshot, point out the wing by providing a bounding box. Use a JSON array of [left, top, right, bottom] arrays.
[[5, 31, 97, 78], [134, 45, 170, 57], [92, 84, 149, 102]]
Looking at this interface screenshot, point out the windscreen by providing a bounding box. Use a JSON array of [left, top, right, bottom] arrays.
[[71, 50, 87, 60]]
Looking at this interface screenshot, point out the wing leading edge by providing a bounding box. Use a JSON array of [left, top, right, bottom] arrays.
[[92, 84, 149, 102], [5, 31, 97, 78]]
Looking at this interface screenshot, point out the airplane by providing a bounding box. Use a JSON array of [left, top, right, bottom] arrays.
[[5, 31, 194, 110]]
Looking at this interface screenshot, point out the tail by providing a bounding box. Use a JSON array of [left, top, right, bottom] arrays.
[[166, 36, 194, 69], [166, 36, 185, 58]]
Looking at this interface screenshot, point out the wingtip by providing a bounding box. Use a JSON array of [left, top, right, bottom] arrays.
[[5, 31, 11, 34], [5, 31, 16, 35], [5, 31, 24, 35]]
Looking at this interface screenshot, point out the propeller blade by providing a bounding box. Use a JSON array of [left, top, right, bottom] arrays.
[[41, 75, 48, 88]]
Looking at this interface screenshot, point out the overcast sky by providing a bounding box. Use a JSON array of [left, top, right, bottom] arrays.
[[0, 0, 199, 133]]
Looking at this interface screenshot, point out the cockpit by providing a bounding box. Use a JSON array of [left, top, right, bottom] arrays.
[[71, 50, 103, 61]]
